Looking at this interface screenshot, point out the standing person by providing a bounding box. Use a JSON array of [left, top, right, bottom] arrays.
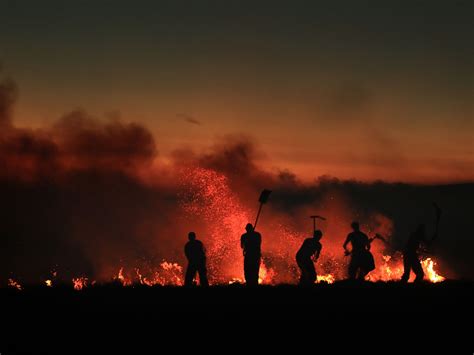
[[401, 224, 431, 283], [296, 230, 323, 285], [184, 232, 209, 287], [240, 223, 262, 286], [343, 222, 375, 280]]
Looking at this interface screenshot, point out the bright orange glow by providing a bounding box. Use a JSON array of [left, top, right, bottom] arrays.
[[422, 258, 445, 283], [368, 254, 445, 283], [317, 274, 335, 284]]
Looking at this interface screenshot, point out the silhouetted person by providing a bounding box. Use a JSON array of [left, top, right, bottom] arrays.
[[296, 230, 323, 285], [184, 232, 209, 287], [343, 222, 375, 280], [401, 224, 432, 283], [240, 223, 261, 286]]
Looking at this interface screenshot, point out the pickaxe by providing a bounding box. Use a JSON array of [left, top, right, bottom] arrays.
[[310, 215, 326, 233]]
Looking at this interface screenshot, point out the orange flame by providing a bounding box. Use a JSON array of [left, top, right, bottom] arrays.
[[368, 254, 445, 283], [8, 278, 22, 290], [317, 274, 335, 284], [422, 258, 445, 283], [72, 277, 88, 290]]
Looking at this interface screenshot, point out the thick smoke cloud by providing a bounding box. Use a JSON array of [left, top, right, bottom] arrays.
[[0, 77, 472, 283]]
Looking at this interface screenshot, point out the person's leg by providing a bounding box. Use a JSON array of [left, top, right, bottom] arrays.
[[244, 257, 259, 286], [348, 257, 357, 280], [297, 259, 306, 285], [358, 269, 368, 280], [296, 259, 308, 285], [401, 254, 412, 283], [249, 257, 261, 286], [308, 260, 316, 284], [185, 264, 196, 286], [412, 257, 424, 282], [198, 263, 209, 287]]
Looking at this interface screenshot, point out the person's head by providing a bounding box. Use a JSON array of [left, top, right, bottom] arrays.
[[188, 232, 196, 241], [351, 221, 360, 231], [245, 223, 254, 232], [313, 230, 323, 240]]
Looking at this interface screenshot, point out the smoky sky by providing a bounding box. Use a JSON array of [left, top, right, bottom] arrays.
[[0, 76, 473, 283], [0, 1, 472, 183]]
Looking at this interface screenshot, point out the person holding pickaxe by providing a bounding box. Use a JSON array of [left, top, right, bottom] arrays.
[[296, 215, 325, 285]]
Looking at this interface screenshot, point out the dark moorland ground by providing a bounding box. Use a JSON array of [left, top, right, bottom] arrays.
[[1, 281, 473, 353]]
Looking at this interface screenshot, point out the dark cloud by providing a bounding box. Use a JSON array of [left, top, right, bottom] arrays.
[[52, 109, 157, 173]]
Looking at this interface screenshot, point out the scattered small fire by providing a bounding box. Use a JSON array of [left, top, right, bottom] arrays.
[[114, 261, 184, 286], [317, 274, 335, 284], [8, 278, 22, 290], [45, 279, 53, 287], [72, 277, 88, 291], [368, 254, 445, 283]]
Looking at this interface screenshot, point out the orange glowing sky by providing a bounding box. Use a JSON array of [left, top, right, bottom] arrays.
[[1, 1, 473, 183]]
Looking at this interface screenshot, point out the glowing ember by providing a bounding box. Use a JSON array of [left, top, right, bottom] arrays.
[[8, 278, 22, 290], [116, 267, 132, 286], [45, 279, 53, 287], [72, 277, 88, 290], [180, 167, 250, 283], [159, 261, 183, 286], [258, 262, 275, 285]]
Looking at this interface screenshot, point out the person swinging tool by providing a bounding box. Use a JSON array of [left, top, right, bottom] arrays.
[[241, 223, 262, 286], [296, 215, 325, 285], [240, 189, 271, 286], [343, 221, 375, 280], [401, 203, 441, 283]]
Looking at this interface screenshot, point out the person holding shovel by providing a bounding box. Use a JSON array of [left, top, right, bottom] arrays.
[[241, 223, 262, 286], [240, 190, 271, 286]]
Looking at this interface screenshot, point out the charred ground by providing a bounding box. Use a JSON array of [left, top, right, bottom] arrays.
[[2, 281, 473, 353]]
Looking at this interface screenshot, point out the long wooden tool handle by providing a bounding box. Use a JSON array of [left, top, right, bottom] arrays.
[[254, 203, 263, 229]]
